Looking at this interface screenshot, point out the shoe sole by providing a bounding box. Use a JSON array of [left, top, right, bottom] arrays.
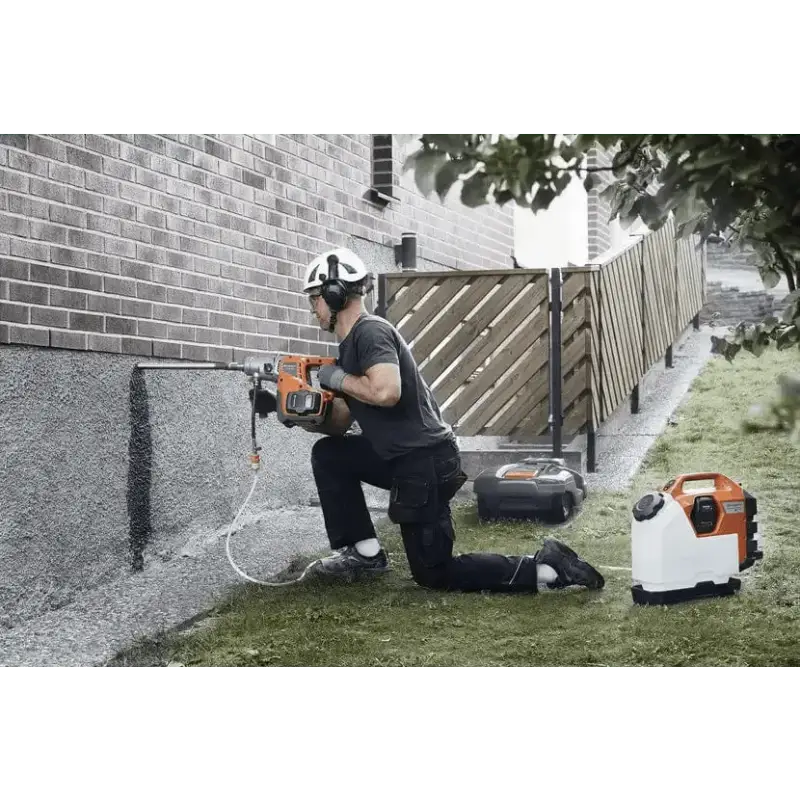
[[313, 563, 391, 582], [545, 539, 605, 590]]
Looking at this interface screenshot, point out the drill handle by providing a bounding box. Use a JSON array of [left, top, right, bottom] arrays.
[[666, 473, 739, 495]]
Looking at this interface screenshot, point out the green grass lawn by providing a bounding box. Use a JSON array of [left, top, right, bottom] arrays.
[[113, 346, 800, 667]]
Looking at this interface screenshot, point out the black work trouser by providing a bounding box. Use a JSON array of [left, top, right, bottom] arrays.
[[310, 434, 540, 593]]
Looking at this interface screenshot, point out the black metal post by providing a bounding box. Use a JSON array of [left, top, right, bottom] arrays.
[[692, 312, 700, 330], [586, 422, 596, 473], [631, 384, 640, 414], [401, 232, 417, 271], [550, 268, 563, 458], [376, 273, 388, 319], [666, 344, 673, 369]]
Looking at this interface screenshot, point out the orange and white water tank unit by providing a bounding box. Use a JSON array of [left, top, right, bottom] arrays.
[[630, 473, 763, 605]]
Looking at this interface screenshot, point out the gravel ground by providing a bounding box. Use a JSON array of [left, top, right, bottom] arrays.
[[0, 500, 384, 667], [585, 326, 716, 492]]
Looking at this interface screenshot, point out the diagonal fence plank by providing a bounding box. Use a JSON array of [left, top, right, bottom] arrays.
[[448, 309, 549, 425], [421, 274, 540, 387], [430, 278, 548, 404], [398, 275, 471, 344], [412, 275, 503, 363], [387, 277, 439, 326]]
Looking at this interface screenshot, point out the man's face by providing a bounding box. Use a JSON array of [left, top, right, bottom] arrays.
[[307, 290, 330, 330]]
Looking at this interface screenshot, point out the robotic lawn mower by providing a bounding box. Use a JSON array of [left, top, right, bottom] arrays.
[[473, 457, 586, 524]]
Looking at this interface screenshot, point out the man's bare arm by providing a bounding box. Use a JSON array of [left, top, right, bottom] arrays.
[[341, 363, 401, 407]]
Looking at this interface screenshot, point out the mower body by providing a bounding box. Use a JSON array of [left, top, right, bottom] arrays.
[[473, 458, 586, 523], [630, 472, 762, 605]]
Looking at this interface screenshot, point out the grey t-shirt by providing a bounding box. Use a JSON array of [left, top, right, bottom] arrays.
[[336, 314, 453, 460]]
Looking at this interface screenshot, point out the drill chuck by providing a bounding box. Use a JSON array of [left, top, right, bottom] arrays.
[[241, 357, 275, 379]]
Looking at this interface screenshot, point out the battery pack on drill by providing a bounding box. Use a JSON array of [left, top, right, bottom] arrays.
[[272, 354, 336, 427], [285, 388, 324, 416]]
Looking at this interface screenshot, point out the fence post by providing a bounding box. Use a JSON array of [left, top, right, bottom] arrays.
[[674, 232, 680, 340], [665, 225, 677, 364], [632, 240, 645, 414], [585, 270, 597, 472], [586, 421, 596, 473], [550, 267, 563, 458], [376, 273, 388, 319]]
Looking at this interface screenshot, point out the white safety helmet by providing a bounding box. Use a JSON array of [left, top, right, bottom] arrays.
[[303, 248, 369, 294]]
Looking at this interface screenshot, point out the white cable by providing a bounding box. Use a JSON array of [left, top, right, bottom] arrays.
[[224, 469, 321, 587]]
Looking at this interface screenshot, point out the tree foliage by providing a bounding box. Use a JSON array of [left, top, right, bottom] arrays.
[[405, 134, 800, 360]]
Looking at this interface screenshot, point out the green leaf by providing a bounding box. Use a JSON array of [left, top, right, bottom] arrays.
[[620, 191, 637, 219], [553, 172, 571, 194], [412, 150, 448, 197], [434, 158, 467, 201], [517, 157, 532, 188], [782, 301, 799, 324], [584, 174, 595, 192], [599, 182, 617, 203], [460, 172, 491, 208], [494, 189, 515, 206], [776, 325, 800, 350], [694, 150, 732, 169], [560, 145, 577, 164], [531, 186, 556, 212], [711, 335, 741, 361], [759, 267, 781, 290]]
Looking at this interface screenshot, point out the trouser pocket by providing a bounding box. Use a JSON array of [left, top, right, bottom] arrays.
[[388, 452, 440, 525]]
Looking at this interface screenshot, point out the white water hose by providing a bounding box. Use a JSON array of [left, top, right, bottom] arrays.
[[224, 469, 323, 587], [133, 360, 322, 587], [135, 361, 629, 585], [223, 469, 630, 584]]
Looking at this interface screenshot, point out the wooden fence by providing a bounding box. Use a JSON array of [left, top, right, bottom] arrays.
[[377, 219, 705, 471]]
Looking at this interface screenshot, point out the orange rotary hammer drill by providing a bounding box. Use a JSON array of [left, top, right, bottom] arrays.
[[135, 353, 338, 429]]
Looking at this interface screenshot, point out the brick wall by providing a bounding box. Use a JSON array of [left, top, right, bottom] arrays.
[[0, 134, 514, 362], [702, 241, 790, 325], [705, 240, 758, 270], [586, 144, 613, 260], [700, 281, 789, 326]]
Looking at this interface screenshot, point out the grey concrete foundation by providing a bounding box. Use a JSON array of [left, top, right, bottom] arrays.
[[0, 345, 388, 631]]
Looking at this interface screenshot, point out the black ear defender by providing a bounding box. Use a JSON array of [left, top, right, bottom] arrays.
[[321, 253, 348, 312]]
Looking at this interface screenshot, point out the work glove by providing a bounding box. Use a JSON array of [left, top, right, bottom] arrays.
[[248, 387, 278, 417], [317, 364, 347, 392]]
